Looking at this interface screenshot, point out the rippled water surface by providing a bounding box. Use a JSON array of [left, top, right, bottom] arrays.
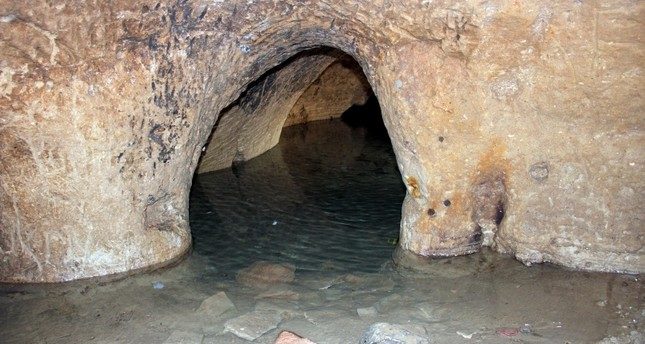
[[190, 117, 404, 274]]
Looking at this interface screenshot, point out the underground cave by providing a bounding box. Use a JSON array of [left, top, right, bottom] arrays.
[[0, 0, 643, 343]]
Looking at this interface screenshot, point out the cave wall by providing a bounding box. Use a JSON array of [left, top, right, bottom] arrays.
[[197, 53, 371, 174], [196, 51, 337, 173], [284, 58, 371, 127], [0, 0, 642, 282]]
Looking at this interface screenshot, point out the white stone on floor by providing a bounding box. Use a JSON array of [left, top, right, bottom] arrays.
[[356, 306, 377, 318], [197, 291, 236, 317], [224, 310, 283, 341], [359, 323, 428, 344]]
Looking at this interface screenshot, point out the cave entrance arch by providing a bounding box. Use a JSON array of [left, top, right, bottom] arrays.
[[189, 48, 406, 272], [195, 48, 383, 174]]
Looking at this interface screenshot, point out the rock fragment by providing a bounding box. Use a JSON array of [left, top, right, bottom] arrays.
[[529, 161, 549, 182], [356, 306, 377, 318], [224, 310, 283, 341], [495, 327, 519, 337], [255, 288, 300, 301], [415, 302, 451, 322], [360, 323, 428, 344], [196, 291, 236, 317], [237, 261, 296, 288], [374, 293, 402, 313], [273, 331, 317, 344]]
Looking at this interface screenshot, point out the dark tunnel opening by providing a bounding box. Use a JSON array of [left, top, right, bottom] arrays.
[[188, 48, 405, 277]]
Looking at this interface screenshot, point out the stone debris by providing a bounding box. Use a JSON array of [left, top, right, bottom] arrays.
[[341, 273, 364, 285], [495, 327, 519, 337], [374, 293, 402, 313], [303, 308, 351, 325], [224, 310, 283, 341], [518, 323, 532, 334], [356, 306, 377, 318], [163, 330, 204, 344], [255, 288, 300, 301], [237, 261, 296, 288], [456, 331, 475, 339], [360, 323, 429, 344], [528, 161, 549, 182], [322, 288, 344, 301], [196, 291, 236, 317], [598, 331, 643, 344], [273, 331, 317, 344], [415, 302, 451, 322], [255, 301, 301, 320]]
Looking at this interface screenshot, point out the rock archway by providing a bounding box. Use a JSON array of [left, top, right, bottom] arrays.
[[1, 0, 642, 282], [196, 49, 373, 174]]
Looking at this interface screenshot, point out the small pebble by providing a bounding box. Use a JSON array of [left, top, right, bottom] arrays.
[[357, 306, 377, 318], [496, 327, 518, 337], [152, 281, 165, 289], [456, 331, 474, 339]]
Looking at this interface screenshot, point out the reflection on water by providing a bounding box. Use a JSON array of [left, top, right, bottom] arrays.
[[190, 116, 405, 274]]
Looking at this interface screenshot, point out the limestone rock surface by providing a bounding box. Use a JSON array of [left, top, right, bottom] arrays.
[[196, 50, 338, 173], [224, 310, 283, 341], [360, 323, 429, 344], [196, 291, 236, 317], [0, 0, 642, 282], [284, 58, 371, 127]]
